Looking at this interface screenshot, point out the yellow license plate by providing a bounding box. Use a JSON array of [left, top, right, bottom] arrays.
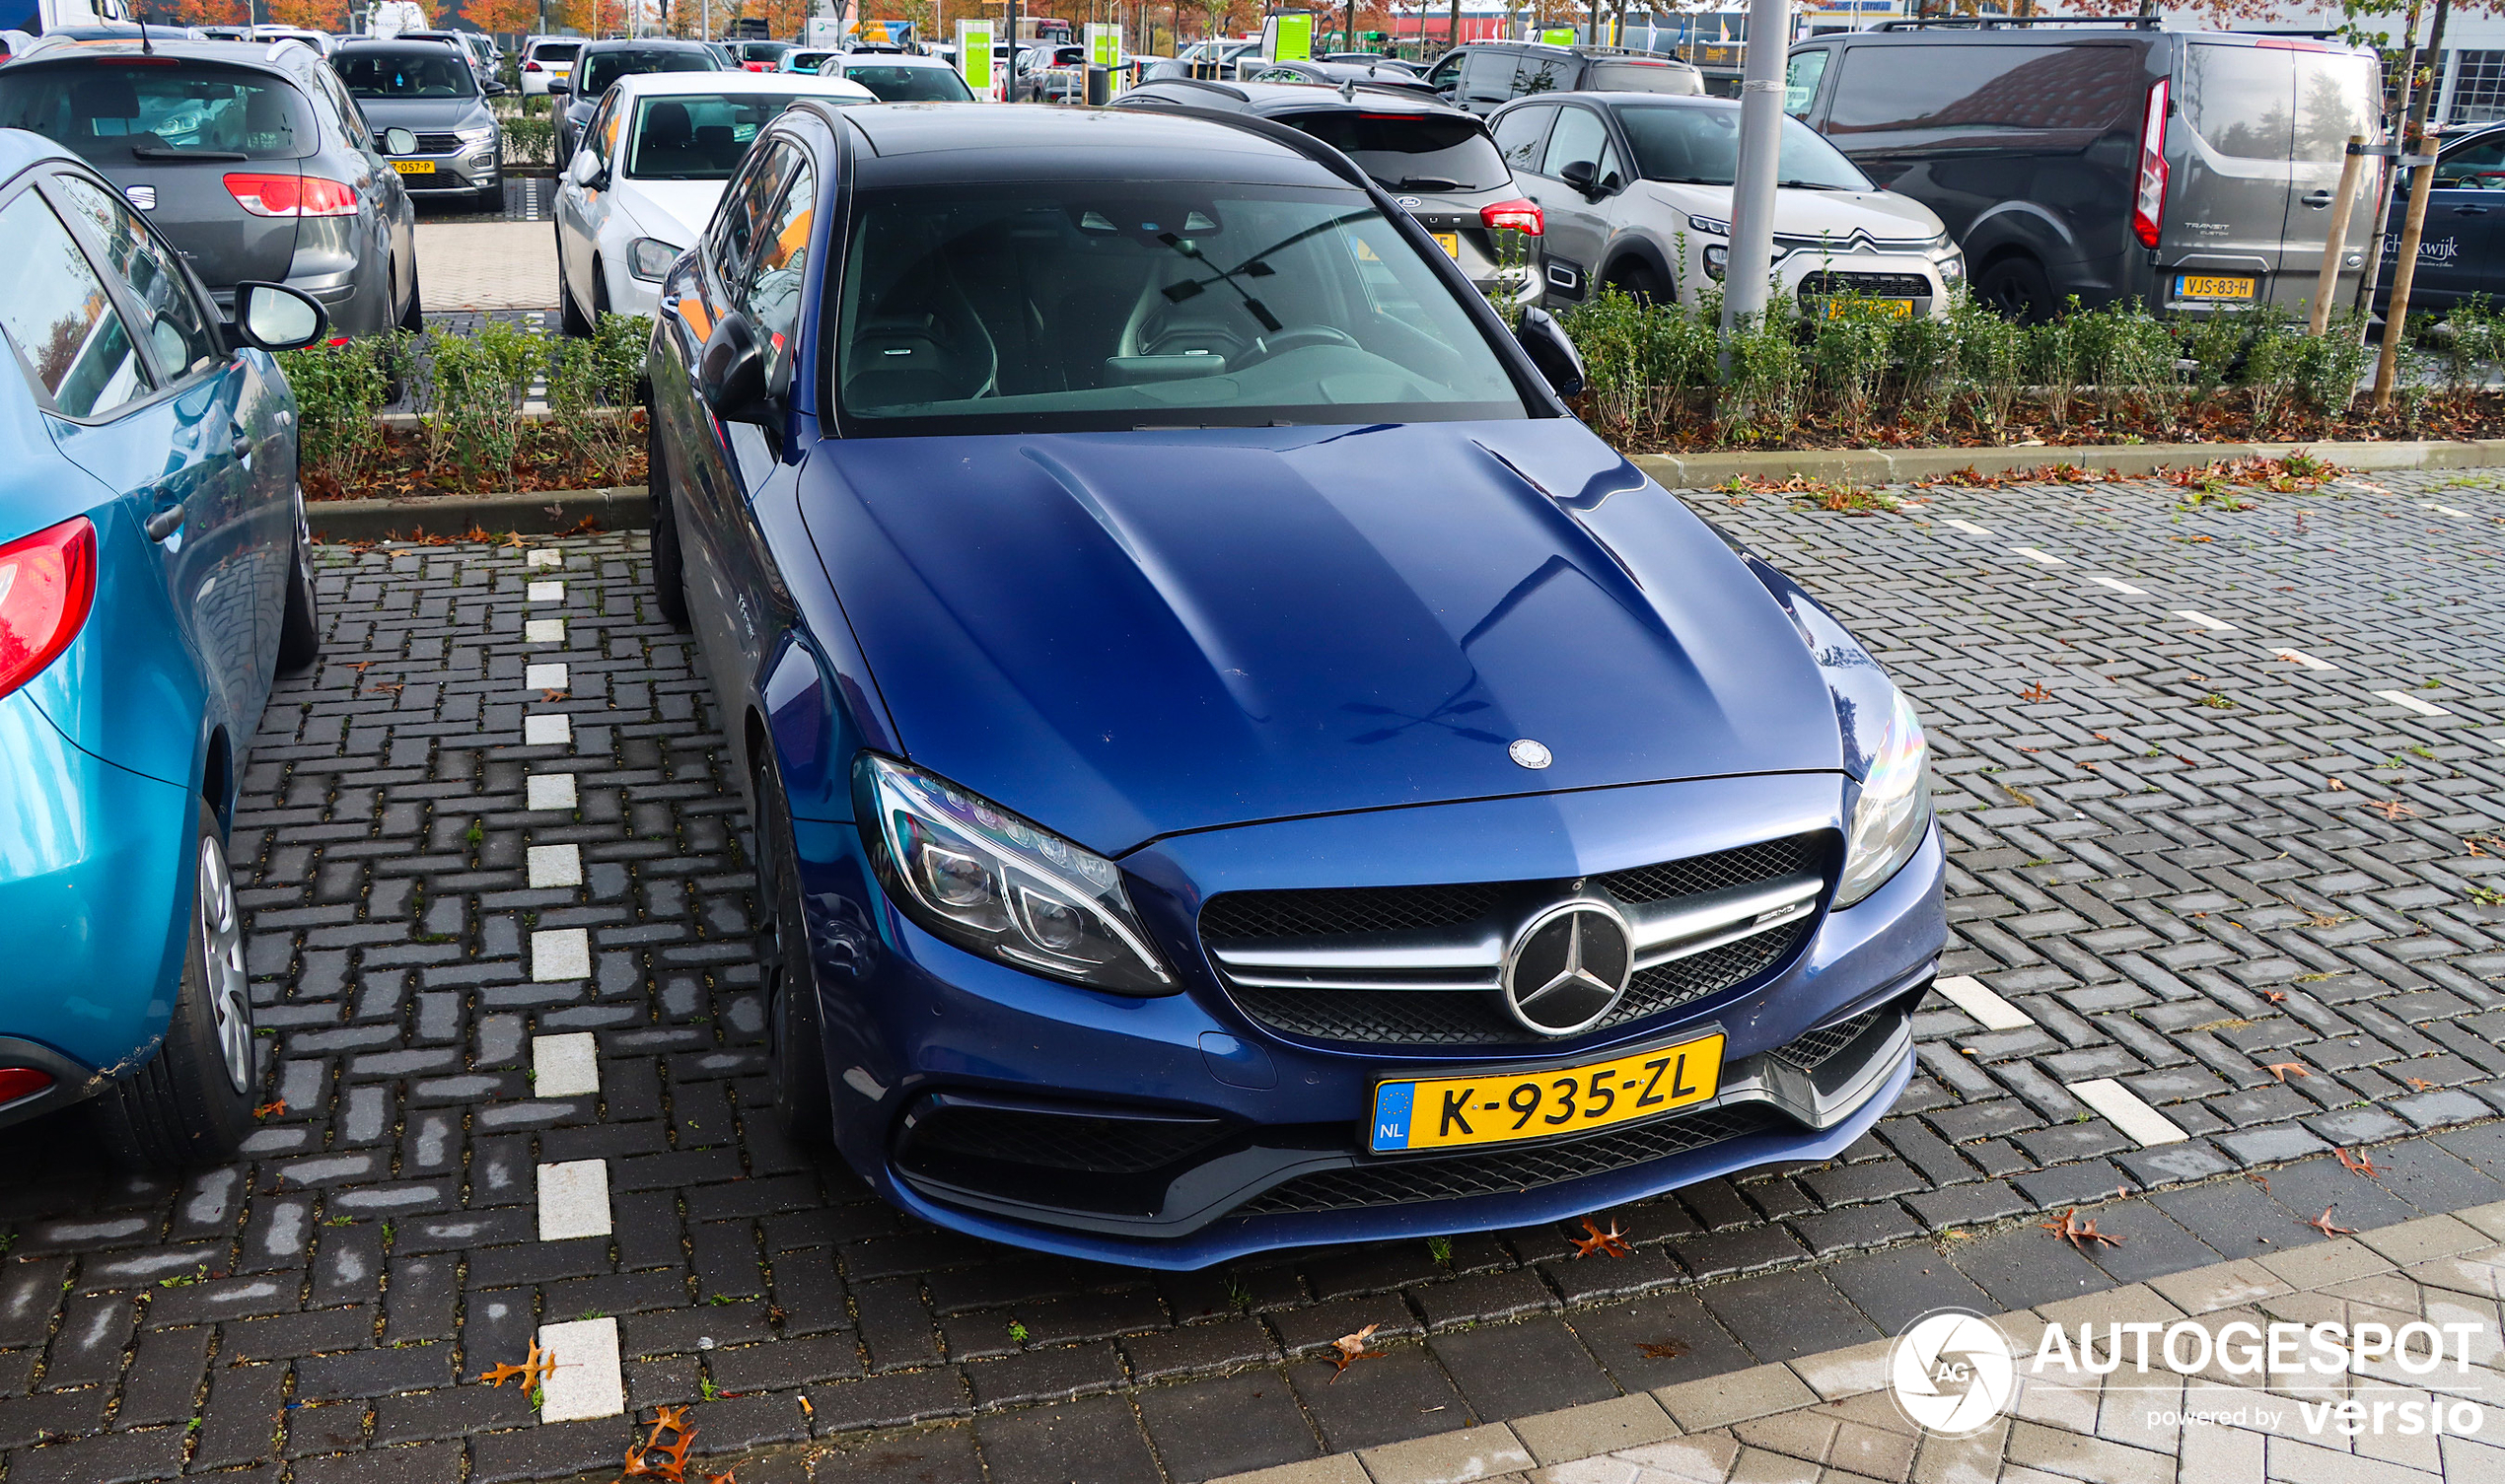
[[1369, 1034, 1724, 1153], [2176, 274, 2254, 301], [1825, 299, 1913, 318], [393, 160, 434, 175], [1433, 232, 1460, 259]]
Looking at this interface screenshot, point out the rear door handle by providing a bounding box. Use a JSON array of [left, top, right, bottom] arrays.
[[146, 502, 185, 542], [2302, 189, 2333, 208], [2455, 205, 2490, 215]]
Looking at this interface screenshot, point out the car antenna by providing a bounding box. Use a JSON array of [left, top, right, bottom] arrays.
[[1339, 76, 1354, 102], [134, 2, 152, 53]]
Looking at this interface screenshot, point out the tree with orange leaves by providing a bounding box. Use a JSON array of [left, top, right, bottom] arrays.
[[458, 0, 537, 37], [266, 0, 347, 28], [166, 0, 249, 21], [556, 0, 630, 35]]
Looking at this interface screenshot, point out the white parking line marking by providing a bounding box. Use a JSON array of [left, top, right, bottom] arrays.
[[2173, 609, 2237, 631], [2374, 689, 2453, 717], [2273, 648, 2337, 671], [536, 1317, 624, 1423], [526, 663, 568, 690], [532, 1031, 600, 1097], [527, 843, 582, 888], [2010, 546, 2065, 565], [525, 773, 577, 812], [2087, 575, 2147, 596], [1933, 974, 2034, 1031], [2426, 503, 2474, 519], [2067, 1078, 2187, 1148], [525, 618, 565, 644], [1945, 519, 1993, 536], [526, 549, 561, 569], [524, 714, 571, 746], [531, 927, 591, 982], [537, 1160, 610, 1240], [528, 580, 564, 602]]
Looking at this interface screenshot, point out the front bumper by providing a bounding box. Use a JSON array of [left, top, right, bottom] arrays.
[[394, 150, 498, 195], [798, 771, 1945, 1267]]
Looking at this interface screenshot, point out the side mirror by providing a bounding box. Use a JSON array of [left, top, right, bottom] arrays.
[[382, 125, 417, 155], [567, 148, 605, 188], [484, 79, 507, 95], [548, 78, 569, 95], [699, 311, 775, 426], [232, 281, 327, 351], [1514, 307, 1585, 400], [1558, 159, 1600, 196]]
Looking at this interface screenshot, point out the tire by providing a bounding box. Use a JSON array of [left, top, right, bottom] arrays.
[[591, 257, 610, 325], [558, 248, 593, 337], [647, 416, 689, 628], [1604, 261, 1664, 306], [1976, 253, 2054, 323], [89, 802, 259, 1170], [275, 522, 320, 673], [398, 263, 424, 332], [752, 754, 832, 1145]]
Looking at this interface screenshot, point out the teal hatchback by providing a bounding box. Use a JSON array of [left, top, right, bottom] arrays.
[[0, 129, 329, 1168]]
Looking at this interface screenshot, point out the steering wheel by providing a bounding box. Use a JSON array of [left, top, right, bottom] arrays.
[[1234, 323, 1359, 368]]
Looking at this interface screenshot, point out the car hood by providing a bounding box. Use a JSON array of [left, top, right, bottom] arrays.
[[356, 96, 488, 130], [613, 177, 723, 245], [802, 419, 1842, 855], [1632, 179, 1944, 241]]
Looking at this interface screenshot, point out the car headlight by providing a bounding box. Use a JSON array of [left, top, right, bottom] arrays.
[[1835, 690, 1931, 908], [1936, 247, 1967, 283], [859, 753, 1174, 995], [457, 122, 497, 146], [1686, 213, 1730, 237], [627, 237, 681, 281]]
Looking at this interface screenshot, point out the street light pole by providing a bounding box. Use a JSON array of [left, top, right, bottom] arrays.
[[1717, 0, 1788, 337]]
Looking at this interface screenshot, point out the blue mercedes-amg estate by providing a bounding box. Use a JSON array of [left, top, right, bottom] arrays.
[[646, 102, 1945, 1267]]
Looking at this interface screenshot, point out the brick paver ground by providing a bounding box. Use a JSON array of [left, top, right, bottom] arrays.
[[416, 221, 561, 311], [3, 464, 2503, 1484]]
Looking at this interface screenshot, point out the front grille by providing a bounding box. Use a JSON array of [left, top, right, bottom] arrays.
[[1765, 1006, 1885, 1073], [414, 132, 465, 154], [1240, 1103, 1786, 1215], [1797, 271, 1933, 301], [1203, 835, 1823, 1049]]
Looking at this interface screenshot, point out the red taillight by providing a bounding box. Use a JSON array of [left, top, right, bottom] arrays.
[[525, 59, 542, 70], [2132, 78, 2168, 249], [0, 518, 96, 701], [225, 173, 356, 218], [0, 1068, 52, 1105], [1480, 197, 1542, 235]]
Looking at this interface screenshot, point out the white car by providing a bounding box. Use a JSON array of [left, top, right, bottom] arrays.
[[819, 49, 976, 103], [551, 70, 875, 331], [521, 36, 580, 98]]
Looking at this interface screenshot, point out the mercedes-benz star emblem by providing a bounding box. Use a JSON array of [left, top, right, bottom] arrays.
[[1508, 739, 1552, 769], [1502, 902, 1634, 1036]]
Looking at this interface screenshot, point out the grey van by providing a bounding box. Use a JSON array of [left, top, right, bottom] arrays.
[[1783, 21, 2381, 320], [1424, 41, 1703, 116]]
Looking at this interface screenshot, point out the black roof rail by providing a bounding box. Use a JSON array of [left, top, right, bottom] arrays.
[[1873, 14, 2159, 29]]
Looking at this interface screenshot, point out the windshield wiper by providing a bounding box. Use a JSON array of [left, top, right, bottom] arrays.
[[1776, 179, 1850, 190], [1386, 177, 1465, 191], [131, 147, 249, 161]]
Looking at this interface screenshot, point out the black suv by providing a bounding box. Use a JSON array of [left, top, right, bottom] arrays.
[[1422, 41, 1702, 115], [1113, 77, 1542, 303], [0, 36, 420, 336], [1784, 20, 2382, 320]]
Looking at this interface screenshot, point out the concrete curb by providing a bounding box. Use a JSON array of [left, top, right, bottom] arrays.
[[305, 485, 648, 542], [1628, 436, 2505, 488]]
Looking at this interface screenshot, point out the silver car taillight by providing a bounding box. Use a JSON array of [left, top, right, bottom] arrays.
[[2132, 78, 2168, 249]]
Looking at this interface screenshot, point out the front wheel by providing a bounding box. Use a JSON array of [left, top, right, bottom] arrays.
[[1976, 253, 2054, 323], [753, 756, 831, 1145], [89, 803, 259, 1170]]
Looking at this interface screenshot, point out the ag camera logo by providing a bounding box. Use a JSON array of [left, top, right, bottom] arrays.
[[1890, 1308, 2015, 1436]]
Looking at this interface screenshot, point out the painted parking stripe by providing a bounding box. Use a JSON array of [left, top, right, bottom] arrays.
[[532, 1031, 600, 1097], [1932, 974, 2033, 1031], [536, 1160, 610, 1240], [2374, 689, 2453, 717], [526, 773, 577, 812], [527, 843, 582, 888], [1945, 519, 1992, 536], [2426, 503, 2474, 519], [525, 618, 565, 644], [527, 548, 561, 569], [2067, 1078, 2186, 1148], [536, 1317, 624, 1422], [2173, 609, 2237, 632], [2087, 575, 2147, 596], [524, 714, 571, 746], [2273, 648, 2338, 671], [528, 580, 565, 602], [2009, 546, 2065, 565], [526, 662, 567, 690], [531, 927, 590, 982]]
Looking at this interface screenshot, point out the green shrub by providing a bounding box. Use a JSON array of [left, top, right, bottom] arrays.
[[1947, 292, 2026, 437], [503, 116, 555, 167], [547, 313, 651, 484], [277, 336, 392, 491]]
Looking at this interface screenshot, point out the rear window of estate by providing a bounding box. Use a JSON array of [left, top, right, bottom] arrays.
[[0, 62, 313, 164]]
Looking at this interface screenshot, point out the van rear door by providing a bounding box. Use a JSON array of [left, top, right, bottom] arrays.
[[2168, 39, 2377, 315]]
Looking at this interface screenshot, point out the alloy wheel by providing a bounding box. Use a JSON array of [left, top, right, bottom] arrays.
[[197, 833, 254, 1095]]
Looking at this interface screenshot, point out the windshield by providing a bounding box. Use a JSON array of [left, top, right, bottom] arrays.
[[0, 61, 314, 163], [337, 50, 478, 98], [533, 41, 581, 62], [1586, 60, 1699, 94], [580, 47, 717, 97], [844, 62, 973, 100], [1616, 104, 1869, 189], [837, 181, 1527, 436], [1280, 109, 1511, 193], [625, 92, 823, 178]]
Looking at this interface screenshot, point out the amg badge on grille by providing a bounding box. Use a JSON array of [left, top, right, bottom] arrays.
[[1508, 738, 1552, 769]]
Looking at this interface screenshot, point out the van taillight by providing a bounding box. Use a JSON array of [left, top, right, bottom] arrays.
[[0, 517, 96, 701], [2132, 78, 2169, 249], [225, 173, 357, 217]]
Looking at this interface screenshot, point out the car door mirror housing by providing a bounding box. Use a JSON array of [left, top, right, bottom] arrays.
[[484, 79, 507, 95], [1514, 307, 1585, 400], [232, 281, 327, 352], [382, 125, 418, 155], [568, 149, 606, 188], [1558, 159, 1601, 196], [699, 311, 776, 427], [549, 78, 570, 95]]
